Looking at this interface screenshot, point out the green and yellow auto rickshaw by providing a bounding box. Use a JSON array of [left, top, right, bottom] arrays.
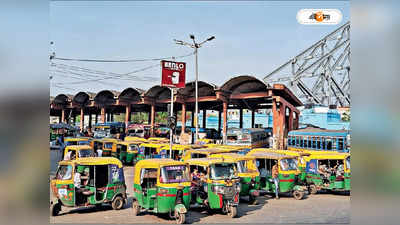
[[101, 138, 119, 157], [138, 142, 168, 160], [210, 153, 260, 205], [186, 158, 240, 218], [50, 157, 127, 216], [111, 141, 130, 163], [63, 145, 95, 160], [125, 141, 143, 165], [303, 153, 350, 194], [132, 159, 191, 224], [247, 150, 307, 200]]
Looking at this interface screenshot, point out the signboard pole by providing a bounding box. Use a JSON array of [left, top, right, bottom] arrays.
[[169, 87, 174, 159]]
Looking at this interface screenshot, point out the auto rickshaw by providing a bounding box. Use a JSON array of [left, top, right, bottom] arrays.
[[50, 157, 127, 216], [111, 141, 130, 163], [64, 137, 92, 146], [210, 153, 260, 205], [101, 138, 119, 157], [251, 148, 311, 181], [247, 150, 307, 200], [182, 148, 241, 161], [138, 143, 169, 160], [158, 144, 204, 161], [303, 153, 350, 194], [186, 158, 240, 217], [125, 141, 143, 165], [90, 138, 103, 152], [132, 159, 191, 224], [63, 145, 95, 160]]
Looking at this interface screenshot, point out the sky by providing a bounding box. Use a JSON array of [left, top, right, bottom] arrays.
[[49, 1, 350, 97]]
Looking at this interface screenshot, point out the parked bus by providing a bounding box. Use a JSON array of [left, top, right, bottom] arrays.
[[93, 122, 125, 139], [226, 128, 269, 149], [287, 127, 350, 153]]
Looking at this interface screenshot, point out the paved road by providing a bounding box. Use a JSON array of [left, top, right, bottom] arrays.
[[50, 166, 350, 224]]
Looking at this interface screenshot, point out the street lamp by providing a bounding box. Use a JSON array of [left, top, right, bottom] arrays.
[[174, 34, 215, 143]]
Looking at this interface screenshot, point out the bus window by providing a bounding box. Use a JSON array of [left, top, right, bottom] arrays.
[[321, 137, 325, 150], [300, 136, 303, 148], [295, 136, 299, 147], [338, 138, 344, 150], [326, 138, 332, 150], [308, 137, 312, 149], [332, 138, 337, 150], [312, 137, 316, 149], [316, 137, 321, 150]]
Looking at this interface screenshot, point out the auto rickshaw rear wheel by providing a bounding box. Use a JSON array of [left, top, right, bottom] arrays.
[[51, 202, 61, 216], [293, 190, 304, 200], [175, 211, 186, 224], [228, 206, 237, 218], [309, 184, 318, 195], [111, 196, 124, 210], [132, 200, 140, 216]]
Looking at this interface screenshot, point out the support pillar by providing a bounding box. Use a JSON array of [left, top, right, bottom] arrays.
[[101, 107, 106, 123], [222, 101, 228, 143], [181, 103, 186, 133], [202, 110, 206, 128], [95, 113, 98, 124], [294, 112, 299, 130], [125, 104, 131, 128], [80, 108, 84, 132], [239, 109, 243, 128], [88, 113, 92, 128], [288, 108, 293, 131], [251, 110, 255, 128], [150, 104, 155, 136], [191, 111, 195, 127], [110, 113, 114, 122], [61, 109, 65, 123], [218, 110, 222, 134]]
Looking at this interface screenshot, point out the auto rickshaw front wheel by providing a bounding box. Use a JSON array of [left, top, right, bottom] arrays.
[[174, 211, 186, 224], [51, 202, 62, 216], [132, 200, 140, 216], [293, 190, 304, 200], [308, 184, 318, 195], [228, 206, 237, 218], [111, 196, 124, 210]]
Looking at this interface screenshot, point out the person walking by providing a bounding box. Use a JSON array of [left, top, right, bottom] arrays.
[[271, 162, 280, 199]]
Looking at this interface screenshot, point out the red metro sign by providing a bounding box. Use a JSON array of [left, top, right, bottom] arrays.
[[161, 60, 186, 88]]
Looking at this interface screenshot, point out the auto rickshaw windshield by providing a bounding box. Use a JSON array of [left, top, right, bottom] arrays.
[[160, 165, 190, 183], [280, 158, 298, 171], [78, 140, 90, 145], [65, 141, 77, 146], [104, 142, 113, 149], [78, 149, 94, 158], [56, 165, 72, 180], [210, 163, 237, 180], [129, 144, 139, 151], [236, 160, 248, 173]]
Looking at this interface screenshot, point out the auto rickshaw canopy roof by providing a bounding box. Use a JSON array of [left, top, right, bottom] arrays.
[[124, 136, 148, 142], [247, 151, 297, 160], [186, 148, 238, 154], [252, 148, 311, 157], [140, 142, 168, 148], [64, 145, 93, 151], [64, 137, 91, 141], [305, 153, 350, 160], [135, 158, 188, 169], [186, 157, 236, 166], [59, 157, 123, 168], [209, 153, 255, 161]]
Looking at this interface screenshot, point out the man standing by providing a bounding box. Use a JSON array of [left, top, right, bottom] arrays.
[[271, 162, 279, 199]]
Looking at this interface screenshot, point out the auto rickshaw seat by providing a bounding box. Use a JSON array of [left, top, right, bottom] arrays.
[[82, 190, 94, 195]]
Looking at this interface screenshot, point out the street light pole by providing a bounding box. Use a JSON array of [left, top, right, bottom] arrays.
[[174, 35, 215, 144]]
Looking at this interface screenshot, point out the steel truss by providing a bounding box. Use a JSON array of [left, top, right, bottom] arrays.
[[264, 21, 350, 107]]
